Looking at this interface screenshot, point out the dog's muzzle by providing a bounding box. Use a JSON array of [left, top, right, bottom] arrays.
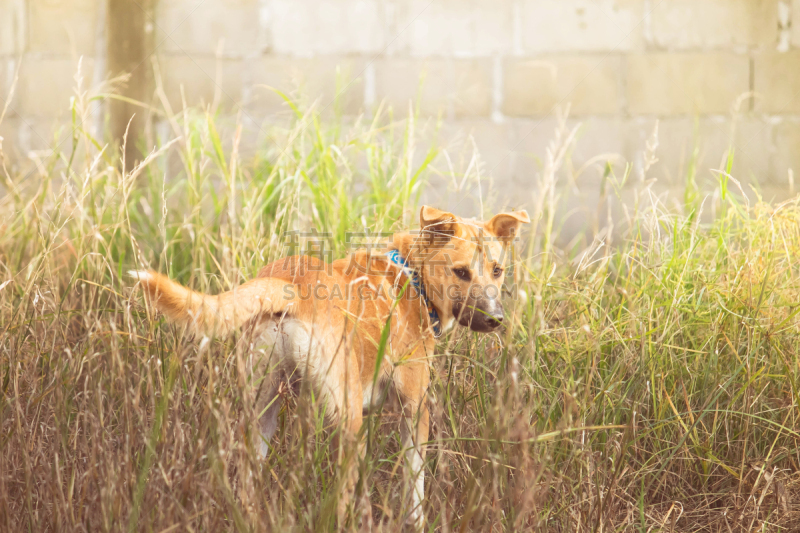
[[454, 298, 504, 332]]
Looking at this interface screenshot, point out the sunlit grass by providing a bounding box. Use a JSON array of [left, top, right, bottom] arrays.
[[1, 76, 799, 532]]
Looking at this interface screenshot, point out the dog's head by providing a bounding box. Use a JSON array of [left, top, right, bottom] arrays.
[[412, 205, 530, 333]]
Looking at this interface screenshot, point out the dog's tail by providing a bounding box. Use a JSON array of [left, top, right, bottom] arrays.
[[129, 270, 296, 337]]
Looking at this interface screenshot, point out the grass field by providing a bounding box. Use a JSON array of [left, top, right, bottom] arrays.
[[2, 81, 800, 532]]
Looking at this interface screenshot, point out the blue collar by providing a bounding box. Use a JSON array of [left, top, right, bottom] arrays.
[[385, 249, 442, 338]]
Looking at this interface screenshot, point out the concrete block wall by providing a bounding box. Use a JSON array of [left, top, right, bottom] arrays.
[[2, 0, 800, 210], [0, 0, 103, 160]]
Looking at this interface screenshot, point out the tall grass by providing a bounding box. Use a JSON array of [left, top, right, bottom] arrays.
[[1, 77, 799, 532]]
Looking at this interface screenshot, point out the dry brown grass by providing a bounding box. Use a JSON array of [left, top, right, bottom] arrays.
[[1, 84, 800, 532]]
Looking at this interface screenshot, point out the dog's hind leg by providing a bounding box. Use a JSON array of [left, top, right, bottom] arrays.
[[320, 349, 365, 528], [255, 373, 282, 458], [252, 316, 301, 458]]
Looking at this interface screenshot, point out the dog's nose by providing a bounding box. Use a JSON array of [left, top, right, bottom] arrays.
[[485, 311, 503, 329], [461, 298, 505, 332]]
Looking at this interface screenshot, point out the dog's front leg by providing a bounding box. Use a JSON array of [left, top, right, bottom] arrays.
[[400, 398, 429, 530]]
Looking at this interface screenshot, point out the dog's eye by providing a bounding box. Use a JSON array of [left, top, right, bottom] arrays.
[[492, 266, 504, 279], [453, 267, 471, 281]]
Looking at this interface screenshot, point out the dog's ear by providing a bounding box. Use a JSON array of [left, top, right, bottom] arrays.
[[420, 205, 460, 245], [486, 210, 530, 242]]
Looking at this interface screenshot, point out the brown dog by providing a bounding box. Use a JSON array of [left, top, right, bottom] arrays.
[[130, 205, 529, 529]]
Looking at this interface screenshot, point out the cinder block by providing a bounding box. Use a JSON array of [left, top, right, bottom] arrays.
[[756, 186, 799, 203], [773, 121, 800, 187], [0, 0, 24, 57], [503, 56, 621, 116], [374, 59, 492, 118], [13, 116, 72, 155], [569, 118, 626, 174], [0, 59, 14, 112], [624, 119, 696, 186], [509, 118, 570, 186], [159, 56, 243, 112], [754, 52, 800, 113], [734, 118, 776, 184], [389, 0, 512, 56], [650, 0, 778, 49], [0, 14, 11, 57], [794, 1, 800, 48], [249, 56, 365, 115], [158, 0, 264, 56], [520, 0, 644, 52], [422, 120, 518, 219], [419, 183, 484, 222], [0, 117, 42, 176], [627, 53, 750, 115], [502, 117, 629, 241], [624, 117, 772, 187], [0, 117, 20, 162], [439, 119, 516, 184], [511, 117, 625, 187], [29, 0, 102, 56], [19, 58, 94, 118], [269, 0, 385, 56]]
